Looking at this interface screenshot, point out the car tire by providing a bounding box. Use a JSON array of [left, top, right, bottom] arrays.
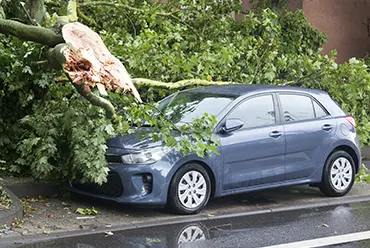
[[319, 150, 355, 197], [167, 163, 211, 215]]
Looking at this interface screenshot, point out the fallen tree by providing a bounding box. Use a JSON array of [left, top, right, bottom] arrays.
[[0, 0, 223, 184], [1, 0, 368, 185], [0, 0, 236, 119], [0, 0, 141, 119]]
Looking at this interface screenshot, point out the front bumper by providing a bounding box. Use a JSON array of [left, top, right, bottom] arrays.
[[70, 160, 173, 206]]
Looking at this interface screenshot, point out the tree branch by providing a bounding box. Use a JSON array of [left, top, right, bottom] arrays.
[[67, 0, 77, 22], [20, 1, 39, 26], [283, 71, 324, 86], [132, 78, 236, 89], [76, 8, 98, 27], [55, 76, 238, 90], [28, 0, 47, 24], [74, 83, 116, 119], [252, 45, 270, 83], [0, 18, 64, 46]]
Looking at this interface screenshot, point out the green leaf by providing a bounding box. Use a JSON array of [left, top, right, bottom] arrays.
[[264, 71, 275, 82]]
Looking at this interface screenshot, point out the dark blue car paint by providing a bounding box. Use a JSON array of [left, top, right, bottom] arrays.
[[71, 85, 362, 205]]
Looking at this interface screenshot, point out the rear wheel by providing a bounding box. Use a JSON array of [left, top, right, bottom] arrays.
[[167, 163, 211, 215], [319, 150, 355, 197]]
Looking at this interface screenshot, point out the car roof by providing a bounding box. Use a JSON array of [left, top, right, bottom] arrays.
[[185, 84, 326, 97]]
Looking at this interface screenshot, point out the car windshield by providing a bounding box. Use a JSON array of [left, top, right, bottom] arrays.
[[157, 91, 236, 124]]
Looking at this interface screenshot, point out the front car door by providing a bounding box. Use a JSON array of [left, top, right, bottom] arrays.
[[278, 93, 336, 180], [219, 94, 286, 191]]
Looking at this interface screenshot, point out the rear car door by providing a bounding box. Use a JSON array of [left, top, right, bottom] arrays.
[[278, 93, 336, 180], [220, 94, 286, 191]]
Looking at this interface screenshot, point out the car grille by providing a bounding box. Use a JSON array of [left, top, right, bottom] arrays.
[[105, 154, 122, 163], [73, 171, 124, 197]]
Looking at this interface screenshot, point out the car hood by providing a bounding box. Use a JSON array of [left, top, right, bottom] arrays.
[[106, 127, 162, 150]]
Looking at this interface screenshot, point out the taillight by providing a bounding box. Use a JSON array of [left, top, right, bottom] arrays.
[[344, 115, 356, 128]]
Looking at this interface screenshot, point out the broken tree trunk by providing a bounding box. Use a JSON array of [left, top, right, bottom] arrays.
[[0, 0, 142, 119], [1, 0, 237, 119], [61, 22, 141, 102]]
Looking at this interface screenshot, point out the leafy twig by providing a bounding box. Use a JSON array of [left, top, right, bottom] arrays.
[[252, 45, 271, 83]]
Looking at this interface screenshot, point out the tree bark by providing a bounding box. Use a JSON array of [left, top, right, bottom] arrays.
[[49, 42, 117, 119], [61, 22, 141, 102], [132, 78, 236, 89], [74, 84, 116, 119], [0, 19, 64, 46], [28, 0, 47, 24]]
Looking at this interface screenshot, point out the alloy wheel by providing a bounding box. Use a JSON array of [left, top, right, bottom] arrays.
[[178, 170, 207, 209], [330, 157, 353, 191]]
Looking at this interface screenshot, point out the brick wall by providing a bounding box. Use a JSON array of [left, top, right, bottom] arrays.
[[239, 0, 370, 63]]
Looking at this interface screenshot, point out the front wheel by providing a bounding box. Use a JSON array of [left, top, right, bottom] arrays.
[[319, 150, 355, 197], [167, 163, 211, 215]]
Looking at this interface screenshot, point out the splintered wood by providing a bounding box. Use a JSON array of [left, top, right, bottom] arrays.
[[61, 22, 141, 102]]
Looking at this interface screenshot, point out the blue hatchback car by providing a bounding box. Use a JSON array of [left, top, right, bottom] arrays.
[[72, 85, 362, 214]]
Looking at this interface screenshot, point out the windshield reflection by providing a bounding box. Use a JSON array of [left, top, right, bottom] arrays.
[[158, 91, 236, 123]]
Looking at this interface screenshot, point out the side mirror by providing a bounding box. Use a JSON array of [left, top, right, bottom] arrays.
[[222, 118, 244, 133]]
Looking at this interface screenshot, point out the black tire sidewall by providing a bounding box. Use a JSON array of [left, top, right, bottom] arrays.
[[321, 150, 355, 196], [168, 163, 211, 215]]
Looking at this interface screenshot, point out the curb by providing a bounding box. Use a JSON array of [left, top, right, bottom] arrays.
[[0, 187, 23, 227], [3, 181, 58, 199], [3, 194, 370, 247]]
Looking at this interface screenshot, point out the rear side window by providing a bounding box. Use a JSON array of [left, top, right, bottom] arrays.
[[279, 94, 327, 122], [313, 101, 328, 118], [228, 95, 276, 129]]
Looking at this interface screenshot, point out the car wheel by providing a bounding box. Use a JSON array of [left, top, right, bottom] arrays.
[[319, 150, 355, 197], [167, 163, 211, 215]]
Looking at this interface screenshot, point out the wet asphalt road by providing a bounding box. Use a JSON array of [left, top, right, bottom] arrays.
[[7, 200, 370, 248]]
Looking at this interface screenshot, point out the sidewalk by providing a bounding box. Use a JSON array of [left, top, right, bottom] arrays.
[[364, 160, 370, 169], [1, 182, 370, 241]]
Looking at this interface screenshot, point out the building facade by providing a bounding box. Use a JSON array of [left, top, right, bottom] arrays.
[[239, 0, 370, 63]]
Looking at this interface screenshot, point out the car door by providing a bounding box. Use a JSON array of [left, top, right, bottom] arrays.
[[278, 93, 336, 180], [220, 94, 286, 191]]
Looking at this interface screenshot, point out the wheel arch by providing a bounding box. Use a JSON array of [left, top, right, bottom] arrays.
[[330, 145, 360, 173]]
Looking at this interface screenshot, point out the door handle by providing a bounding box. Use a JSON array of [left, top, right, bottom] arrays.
[[269, 131, 283, 138], [321, 124, 333, 131]]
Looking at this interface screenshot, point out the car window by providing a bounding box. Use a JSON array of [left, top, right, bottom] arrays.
[[280, 94, 324, 122], [313, 100, 328, 118], [159, 91, 236, 123], [228, 95, 276, 129]]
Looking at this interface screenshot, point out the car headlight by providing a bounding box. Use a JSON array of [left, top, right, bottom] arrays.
[[121, 146, 171, 164]]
